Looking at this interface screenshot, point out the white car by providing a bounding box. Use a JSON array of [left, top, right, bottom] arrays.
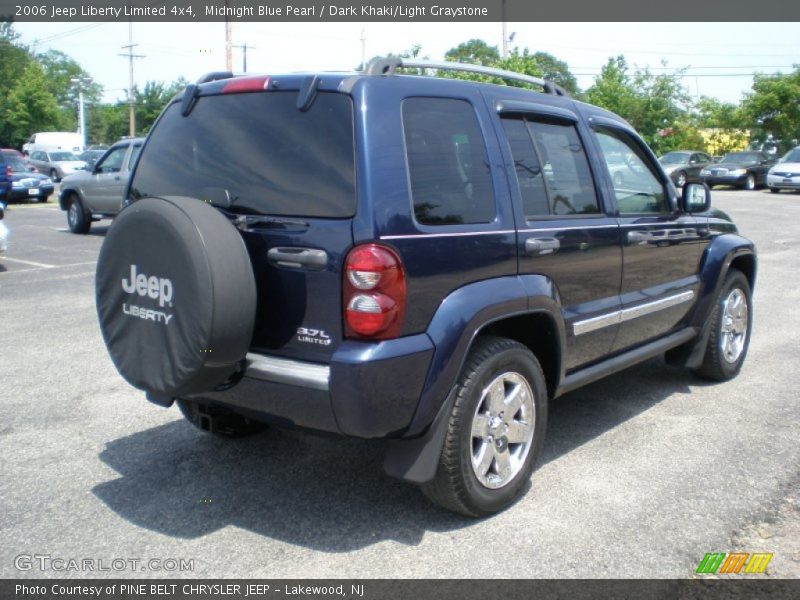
[[767, 146, 800, 193]]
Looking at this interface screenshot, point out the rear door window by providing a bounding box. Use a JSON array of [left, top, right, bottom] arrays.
[[402, 97, 495, 225], [130, 92, 356, 218], [502, 116, 600, 217]]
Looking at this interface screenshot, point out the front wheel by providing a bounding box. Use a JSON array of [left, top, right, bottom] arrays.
[[49, 169, 60, 183], [675, 171, 687, 188], [769, 188, 780, 194], [743, 174, 756, 190], [693, 270, 752, 381], [66, 195, 91, 234], [421, 337, 548, 517]]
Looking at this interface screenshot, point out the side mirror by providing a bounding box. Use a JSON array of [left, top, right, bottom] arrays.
[[681, 182, 711, 213]]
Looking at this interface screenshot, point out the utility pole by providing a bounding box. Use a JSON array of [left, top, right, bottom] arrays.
[[501, 0, 507, 58], [225, 0, 233, 72], [119, 21, 144, 137], [360, 28, 366, 70], [233, 42, 254, 73]]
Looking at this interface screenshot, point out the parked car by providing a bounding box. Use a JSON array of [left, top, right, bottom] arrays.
[[59, 137, 144, 233], [766, 146, 800, 193], [2, 153, 54, 202], [0, 200, 7, 255], [0, 153, 9, 204], [658, 151, 713, 187], [28, 150, 87, 182], [2, 148, 35, 171], [78, 149, 107, 170], [699, 151, 775, 190], [93, 60, 756, 517], [22, 131, 83, 156]]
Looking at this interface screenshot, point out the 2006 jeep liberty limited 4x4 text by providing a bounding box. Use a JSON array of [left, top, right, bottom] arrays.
[[95, 58, 755, 517]]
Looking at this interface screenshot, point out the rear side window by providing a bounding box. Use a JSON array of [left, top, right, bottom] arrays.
[[130, 92, 355, 218], [403, 98, 495, 225], [502, 116, 600, 217]]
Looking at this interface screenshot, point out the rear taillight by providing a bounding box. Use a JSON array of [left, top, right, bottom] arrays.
[[344, 244, 406, 340], [222, 75, 270, 94]]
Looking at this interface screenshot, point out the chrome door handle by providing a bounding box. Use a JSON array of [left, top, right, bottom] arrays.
[[525, 237, 560, 256], [627, 231, 651, 244], [267, 247, 328, 270]]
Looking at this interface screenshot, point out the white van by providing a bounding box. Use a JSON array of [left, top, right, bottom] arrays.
[[22, 132, 84, 156]]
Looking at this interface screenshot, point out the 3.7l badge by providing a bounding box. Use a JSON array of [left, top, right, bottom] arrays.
[[296, 327, 332, 346]]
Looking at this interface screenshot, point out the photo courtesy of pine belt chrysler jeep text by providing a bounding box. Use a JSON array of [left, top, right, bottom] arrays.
[[94, 58, 756, 517]]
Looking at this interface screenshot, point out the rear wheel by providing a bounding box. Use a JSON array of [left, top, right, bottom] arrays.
[[177, 399, 267, 437], [694, 270, 752, 381], [769, 188, 780, 193], [421, 337, 548, 517], [66, 195, 91, 234]]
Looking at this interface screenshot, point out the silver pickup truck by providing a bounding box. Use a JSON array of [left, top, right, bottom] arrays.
[[59, 137, 145, 234]]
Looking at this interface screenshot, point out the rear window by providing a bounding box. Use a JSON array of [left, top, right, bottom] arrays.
[[130, 91, 356, 218]]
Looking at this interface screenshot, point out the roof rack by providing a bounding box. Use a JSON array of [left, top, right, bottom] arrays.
[[365, 57, 569, 97]]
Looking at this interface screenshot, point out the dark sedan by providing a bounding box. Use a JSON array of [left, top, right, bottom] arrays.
[[700, 151, 776, 190], [659, 151, 713, 187], [3, 153, 55, 202]]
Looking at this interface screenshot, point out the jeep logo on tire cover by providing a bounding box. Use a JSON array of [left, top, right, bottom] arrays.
[[121, 264, 175, 325], [121, 264, 174, 307]]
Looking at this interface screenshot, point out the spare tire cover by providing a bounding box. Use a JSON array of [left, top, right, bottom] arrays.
[[96, 196, 256, 397]]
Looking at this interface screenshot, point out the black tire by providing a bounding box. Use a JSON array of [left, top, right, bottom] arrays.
[[743, 174, 756, 191], [675, 171, 687, 188], [769, 188, 780, 194], [694, 270, 752, 381], [421, 336, 548, 517], [177, 399, 267, 438], [66, 194, 91, 234], [49, 169, 60, 183]]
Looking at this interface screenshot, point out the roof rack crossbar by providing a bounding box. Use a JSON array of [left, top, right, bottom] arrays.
[[365, 57, 568, 97]]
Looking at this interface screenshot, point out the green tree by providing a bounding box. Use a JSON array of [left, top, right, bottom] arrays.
[[584, 56, 639, 123], [444, 39, 500, 65], [740, 67, 800, 148], [1, 62, 62, 147], [36, 49, 103, 130], [135, 78, 188, 135]]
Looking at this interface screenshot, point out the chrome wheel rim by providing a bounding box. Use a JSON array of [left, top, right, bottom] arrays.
[[720, 288, 748, 363], [470, 372, 535, 489], [677, 173, 686, 187], [746, 175, 755, 190], [68, 203, 78, 227]]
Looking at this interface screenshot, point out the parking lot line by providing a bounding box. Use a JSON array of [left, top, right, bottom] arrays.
[[1, 256, 56, 268]]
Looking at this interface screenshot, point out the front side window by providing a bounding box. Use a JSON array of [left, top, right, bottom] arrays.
[[97, 147, 127, 173], [403, 97, 495, 225], [594, 127, 668, 214]]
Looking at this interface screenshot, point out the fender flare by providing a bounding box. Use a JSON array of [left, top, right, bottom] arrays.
[[384, 274, 565, 483], [669, 233, 756, 368], [59, 186, 84, 211]]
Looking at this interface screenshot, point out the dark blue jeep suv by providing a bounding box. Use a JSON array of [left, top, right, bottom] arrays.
[[95, 58, 756, 516]]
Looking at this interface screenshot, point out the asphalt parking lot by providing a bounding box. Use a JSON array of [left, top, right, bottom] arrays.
[[1, 189, 799, 578]]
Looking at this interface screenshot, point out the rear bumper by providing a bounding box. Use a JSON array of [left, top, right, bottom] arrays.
[[185, 333, 435, 439]]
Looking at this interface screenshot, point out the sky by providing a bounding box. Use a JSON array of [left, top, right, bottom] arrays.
[[12, 21, 800, 105]]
